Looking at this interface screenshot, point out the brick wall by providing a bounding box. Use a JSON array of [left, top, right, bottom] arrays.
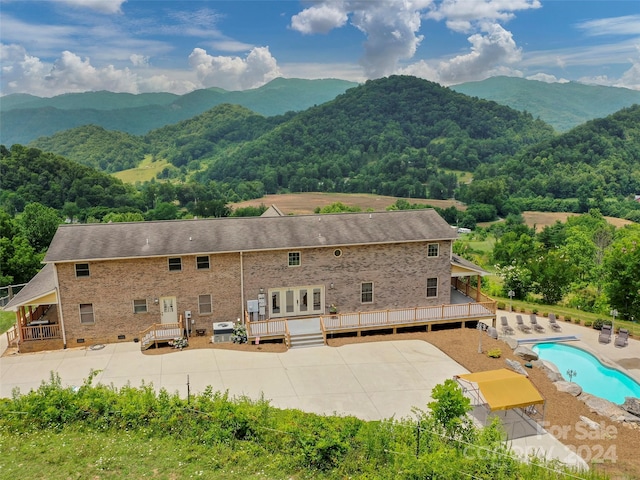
[[57, 253, 242, 345], [56, 240, 452, 346]]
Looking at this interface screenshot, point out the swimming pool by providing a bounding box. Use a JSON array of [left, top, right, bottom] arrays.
[[532, 343, 640, 404]]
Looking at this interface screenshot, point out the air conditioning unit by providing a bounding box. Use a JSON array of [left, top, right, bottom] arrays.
[[212, 321, 234, 343]]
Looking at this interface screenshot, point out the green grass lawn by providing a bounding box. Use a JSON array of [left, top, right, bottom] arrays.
[[0, 310, 15, 334], [112, 155, 172, 184]]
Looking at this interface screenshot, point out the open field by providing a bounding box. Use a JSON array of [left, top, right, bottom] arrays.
[[521, 211, 633, 231], [232, 192, 465, 214], [112, 155, 170, 184]]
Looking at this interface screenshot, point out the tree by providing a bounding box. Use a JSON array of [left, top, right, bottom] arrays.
[[529, 250, 576, 304], [603, 225, 640, 320], [18, 202, 62, 252]]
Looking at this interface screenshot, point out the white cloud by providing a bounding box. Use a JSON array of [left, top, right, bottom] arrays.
[[290, 3, 349, 34], [436, 23, 522, 84], [0, 44, 197, 96], [427, 0, 541, 33], [526, 73, 569, 84], [188, 46, 281, 91], [290, 0, 431, 79], [129, 54, 149, 67], [60, 0, 127, 14], [577, 15, 640, 37]]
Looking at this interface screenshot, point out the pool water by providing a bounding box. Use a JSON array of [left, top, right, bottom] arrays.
[[532, 343, 640, 404]]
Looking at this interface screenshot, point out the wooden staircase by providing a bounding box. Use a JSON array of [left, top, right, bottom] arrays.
[[289, 331, 325, 348], [140, 322, 183, 350]]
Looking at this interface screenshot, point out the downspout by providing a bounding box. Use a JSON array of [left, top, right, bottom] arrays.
[[52, 264, 67, 348], [239, 252, 245, 325]]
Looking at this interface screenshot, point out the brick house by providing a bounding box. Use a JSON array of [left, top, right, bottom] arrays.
[[4, 209, 494, 351]]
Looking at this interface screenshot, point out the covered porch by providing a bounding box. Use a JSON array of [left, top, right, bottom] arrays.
[[3, 264, 64, 353]]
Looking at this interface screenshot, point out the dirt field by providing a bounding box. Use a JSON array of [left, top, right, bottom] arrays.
[[231, 192, 465, 215], [152, 330, 638, 479], [522, 211, 633, 231]]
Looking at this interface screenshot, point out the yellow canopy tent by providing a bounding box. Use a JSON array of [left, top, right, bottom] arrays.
[[455, 368, 545, 412]]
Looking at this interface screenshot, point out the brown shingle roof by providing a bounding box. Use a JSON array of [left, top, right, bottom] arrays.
[[3, 264, 56, 310], [44, 209, 456, 263]]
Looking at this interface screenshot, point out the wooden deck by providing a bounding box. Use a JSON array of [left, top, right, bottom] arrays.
[[246, 300, 496, 345]]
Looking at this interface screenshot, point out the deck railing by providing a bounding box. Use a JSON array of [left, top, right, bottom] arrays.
[[140, 322, 183, 350], [21, 323, 62, 341], [6, 324, 18, 346], [246, 318, 288, 340], [247, 300, 496, 341], [321, 301, 495, 331]]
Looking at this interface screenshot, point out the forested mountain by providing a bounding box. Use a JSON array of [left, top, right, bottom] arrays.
[[451, 76, 640, 132], [0, 144, 142, 214], [463, 105, 640, 216], [29, 125, 147, 172], [196, 76, 554, 196], [0, 78, 358, 146]]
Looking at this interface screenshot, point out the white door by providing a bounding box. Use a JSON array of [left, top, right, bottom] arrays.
[[160, 296, 177, 324], [269, 286, 324, 318]]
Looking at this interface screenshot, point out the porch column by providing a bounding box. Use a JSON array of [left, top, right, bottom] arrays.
[[476, 275, 482, 302], [16, 310, 24, 343]]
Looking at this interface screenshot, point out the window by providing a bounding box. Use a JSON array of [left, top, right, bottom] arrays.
[[75, 263, 90, 277], [361, 282, 373, 303], [79, 303, 95, 324], [426, 278, 438, 297], [198, 294, 212, 314], [168, 257, 182, 271], [196, 255, 210, 270], [133, 299, 148, 314], [427, 243, 439, 257], [288, 251, 301, 267]]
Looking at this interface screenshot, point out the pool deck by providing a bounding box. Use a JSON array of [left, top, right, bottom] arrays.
[[497, 310, 640, 384]]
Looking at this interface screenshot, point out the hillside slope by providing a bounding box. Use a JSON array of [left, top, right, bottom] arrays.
[[452, 76, 640, 132], [1, 78, 358, 146]]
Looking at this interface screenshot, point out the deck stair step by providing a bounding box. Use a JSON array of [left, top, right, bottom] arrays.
[[289, 332, 325, 349]]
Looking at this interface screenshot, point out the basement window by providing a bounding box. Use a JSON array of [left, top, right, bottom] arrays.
[[133, 299, 148, 314]]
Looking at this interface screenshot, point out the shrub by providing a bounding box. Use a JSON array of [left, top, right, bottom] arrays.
[[231, 324, 248, 344], [532, 308, 538, 314], [573, 318, 581, 324], [542, 312, 548, 317], [564, 315, 571, 322], [592, 318, 612, 330], [584, 321, 593, 327], [520, 307, 527, 313], [497, 302, 506, 310], [487, 348, 502, 358]]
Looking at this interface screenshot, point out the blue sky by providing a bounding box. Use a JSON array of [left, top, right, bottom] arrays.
[[1, 0, 639, 97]]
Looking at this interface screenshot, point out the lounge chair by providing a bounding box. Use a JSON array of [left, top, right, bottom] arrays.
[[529, 314, 545, 333], [500, 316, 515, 335], [516, 315, 532, 333], [615, 328, 629, 347], [547, 313, 562, 332], [598, 324, 612, 344]]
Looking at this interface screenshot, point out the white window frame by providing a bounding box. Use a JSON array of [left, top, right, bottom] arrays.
[[133, 299, 148, 314], [198, 294, 212, 314], [427, 243, 439, 257], [79, 303, 95, 325], [361, 282, 374, 304], [288, 251, 301, 267], [426, 277, 438, 298], [168, 257, 182, 271], [75, 263, 90, 277], [196, 255, 210, 270]]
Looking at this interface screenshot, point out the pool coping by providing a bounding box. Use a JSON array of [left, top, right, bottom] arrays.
[[530, 340, 640, 395]]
